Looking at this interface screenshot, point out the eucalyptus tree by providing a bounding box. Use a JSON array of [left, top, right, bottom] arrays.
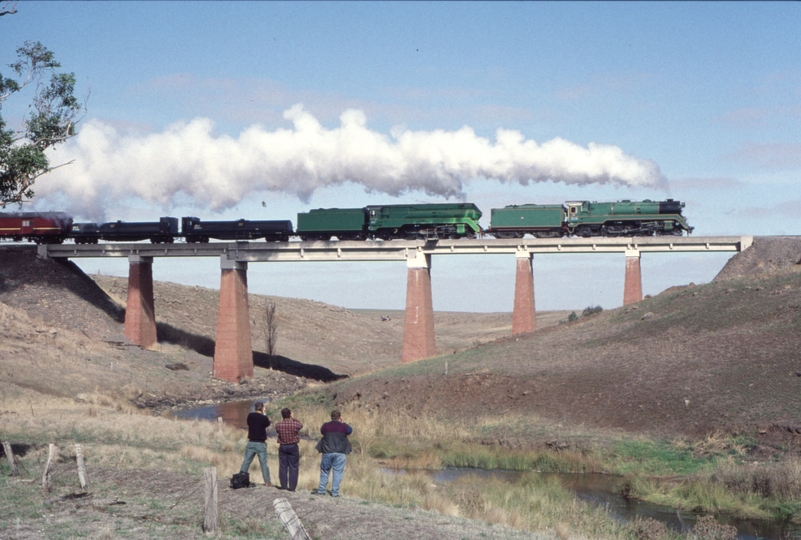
[[1, 23, 84, 207]]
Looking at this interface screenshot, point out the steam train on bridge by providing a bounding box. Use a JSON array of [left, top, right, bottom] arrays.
[[0, 199, 693, 244]]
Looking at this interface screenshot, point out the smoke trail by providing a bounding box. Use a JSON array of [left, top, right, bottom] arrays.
[[36, 104, 665, 217]]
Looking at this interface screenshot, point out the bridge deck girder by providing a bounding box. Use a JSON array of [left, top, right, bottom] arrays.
[[39, 235, 752, 263]]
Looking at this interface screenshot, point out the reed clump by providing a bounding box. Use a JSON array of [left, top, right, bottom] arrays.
[[295, 405, 605, 473], [620, 457, 801, 523]]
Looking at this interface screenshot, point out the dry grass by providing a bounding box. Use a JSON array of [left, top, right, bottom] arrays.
[[0, 394, 243, 474], [674, 431, 751, 458], [710, 457, 801, 500]]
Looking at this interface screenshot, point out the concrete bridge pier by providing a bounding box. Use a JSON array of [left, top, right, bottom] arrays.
[[213, 257, 254, 382], [124, 255, 157, 349], [623, 249, 643, 305], [401, 251, 435, 364], [512, 252, 536, 334]]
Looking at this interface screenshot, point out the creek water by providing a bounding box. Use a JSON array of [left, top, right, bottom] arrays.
[[174, 400, 800, 540], [173, 398, 261, 429], [383, 468, 800, 540]]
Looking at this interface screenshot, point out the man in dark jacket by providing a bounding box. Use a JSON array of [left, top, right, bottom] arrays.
[[239, 401, 272, 486], [312, 409, 352, 497]]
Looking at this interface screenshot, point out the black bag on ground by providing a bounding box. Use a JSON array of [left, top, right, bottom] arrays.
[[230, 471, 250, 489]]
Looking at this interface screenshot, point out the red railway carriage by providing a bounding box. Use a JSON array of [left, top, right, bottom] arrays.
[[0, 212, 73, 243]]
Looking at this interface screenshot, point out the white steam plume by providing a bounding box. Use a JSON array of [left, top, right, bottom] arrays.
[[37, 104, 665, 218]]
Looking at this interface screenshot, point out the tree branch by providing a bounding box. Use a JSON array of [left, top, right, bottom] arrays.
[[0, 1, 18, 17]]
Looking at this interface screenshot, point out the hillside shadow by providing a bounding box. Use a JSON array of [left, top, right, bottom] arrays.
[[58, 260, 125, 323], [157, 322, 216, 357], [253, 351, 348, 382], [156, 322, 347, 382], [0, 251, 125, 323]]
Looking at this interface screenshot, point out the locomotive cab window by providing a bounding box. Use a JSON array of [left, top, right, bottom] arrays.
[[22, 220, 32, 227]]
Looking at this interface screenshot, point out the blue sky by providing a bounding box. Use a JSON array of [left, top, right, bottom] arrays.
[[2, 2, 799, 312]]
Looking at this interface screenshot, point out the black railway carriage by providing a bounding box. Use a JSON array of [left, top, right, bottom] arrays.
[[70, 222, 101, 244], [70, 220, 179, 244], [181, 217, 293, 243]]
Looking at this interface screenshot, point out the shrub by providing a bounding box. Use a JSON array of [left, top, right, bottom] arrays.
[[628, 517, 670, 540], [567, 312, 578, 322], [693, 515, 737, 540], [582, 305, 603, 317]]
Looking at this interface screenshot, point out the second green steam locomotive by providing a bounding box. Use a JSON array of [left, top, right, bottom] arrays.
[[296, 203, 483, 241], [296, 199, 692, 240]]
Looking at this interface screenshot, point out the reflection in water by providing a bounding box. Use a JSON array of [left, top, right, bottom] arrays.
[[173, 398, 268, 430], [383, 468, 801, 540]]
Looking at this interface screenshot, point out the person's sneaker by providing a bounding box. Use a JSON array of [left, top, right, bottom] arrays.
[[311, 490, 326, 495], [275, 486, 285, 490], [330, 493, 340, 498]]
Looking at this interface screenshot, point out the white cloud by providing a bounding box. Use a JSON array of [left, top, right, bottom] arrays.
[[37, 104, 666, 219]]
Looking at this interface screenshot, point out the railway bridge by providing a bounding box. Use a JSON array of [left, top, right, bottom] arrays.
[[38, 235, 752, 382]]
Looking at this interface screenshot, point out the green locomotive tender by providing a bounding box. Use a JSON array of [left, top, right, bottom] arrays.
[[296, 203, 483, 241], [489, 199, 692, 238]]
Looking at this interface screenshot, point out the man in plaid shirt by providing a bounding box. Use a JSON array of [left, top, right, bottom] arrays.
[[274, 408, 304, 491]]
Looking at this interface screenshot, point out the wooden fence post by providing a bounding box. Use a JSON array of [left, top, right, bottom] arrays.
[[202, 467, 218, 534], [42, 444, 56, 493], [273, 497, 311, 540], [2, 441, 19, 476], [75, 444, 87, 490], [3, 441, 19, 476]]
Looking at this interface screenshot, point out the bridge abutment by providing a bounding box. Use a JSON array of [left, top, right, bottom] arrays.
[[513, 252, 536, 334], [124, 255, 157, 349], [401, 252, 435, 363], [623, 249, 643, 305], [213, 257, 254, 382]]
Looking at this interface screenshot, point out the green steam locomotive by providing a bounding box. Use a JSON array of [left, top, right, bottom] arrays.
[[488, 199, 693, 238], [296, 203, 483, 241], [294, 199, 692, 240]]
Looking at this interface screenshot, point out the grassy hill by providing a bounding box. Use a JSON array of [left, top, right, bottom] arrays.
[[315, 269, 801, 438], [299, 237, 801, 452]]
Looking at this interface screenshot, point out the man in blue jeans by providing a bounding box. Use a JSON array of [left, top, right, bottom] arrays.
[[239, 401, 272, 486], [312, 409, 352, 497]]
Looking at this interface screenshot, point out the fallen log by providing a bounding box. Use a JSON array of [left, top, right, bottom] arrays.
[[273, 497, 311, 540]]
